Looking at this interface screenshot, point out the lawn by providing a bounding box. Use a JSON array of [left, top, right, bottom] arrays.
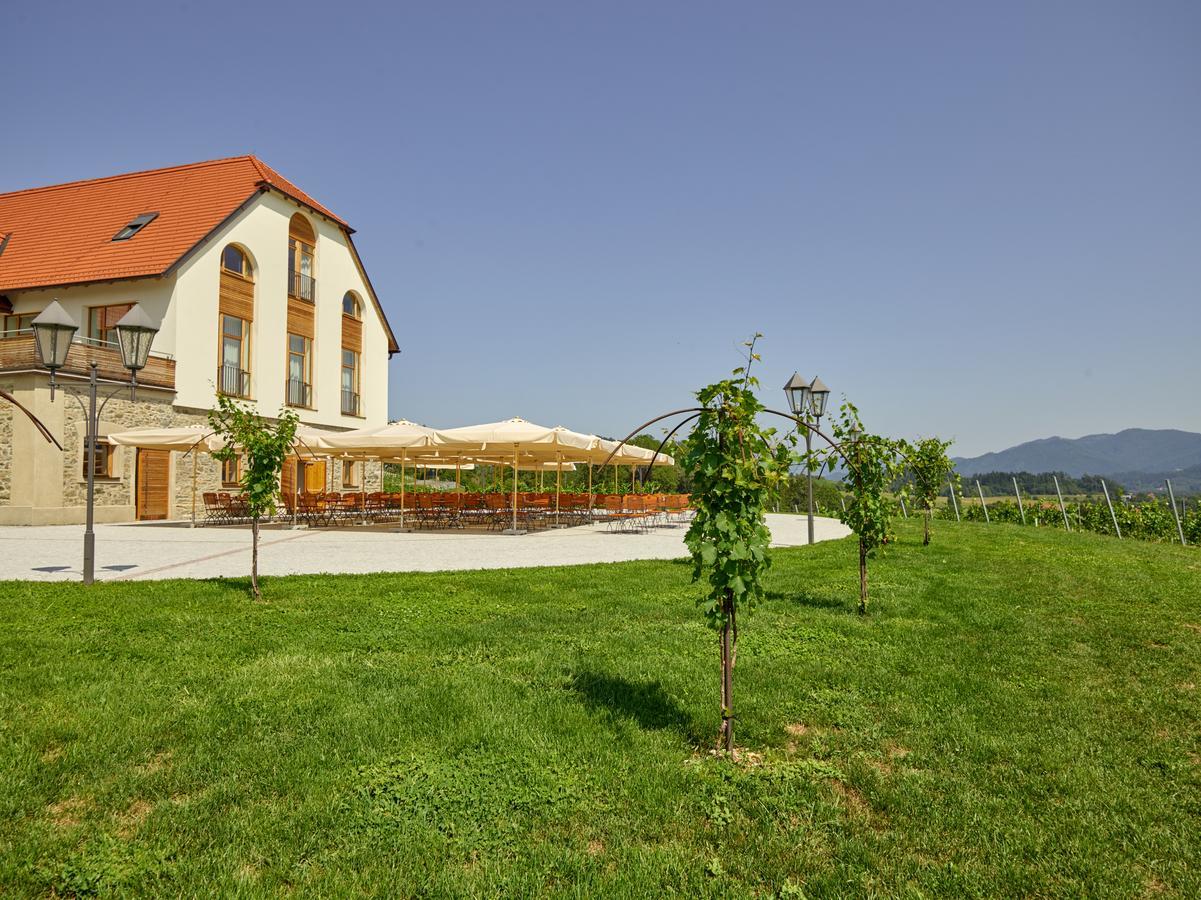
[[0, 521, 1198, 897]]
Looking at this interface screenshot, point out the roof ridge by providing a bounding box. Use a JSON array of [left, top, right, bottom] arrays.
[[0, 155, 258, 201]]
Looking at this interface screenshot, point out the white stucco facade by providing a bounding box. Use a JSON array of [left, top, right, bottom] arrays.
[[4, 191, 392, 430]]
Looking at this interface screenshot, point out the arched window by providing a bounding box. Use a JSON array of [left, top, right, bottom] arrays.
[[342, 292, 361, 318], [288, 214, 316, 301], [221, 244, 252, 279]]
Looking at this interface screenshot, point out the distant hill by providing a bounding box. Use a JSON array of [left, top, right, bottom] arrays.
[[953, 429, 1201, 480]]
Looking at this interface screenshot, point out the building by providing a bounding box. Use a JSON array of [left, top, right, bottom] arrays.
[[0, 156, 399, 524]]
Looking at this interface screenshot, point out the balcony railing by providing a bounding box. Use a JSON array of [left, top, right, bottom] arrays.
[[287, 378, 312, 408], [288, 271, 316, 302], [341, 389, 360, 416], [218, 364, 251, 398], [0, 329, 176, 389]]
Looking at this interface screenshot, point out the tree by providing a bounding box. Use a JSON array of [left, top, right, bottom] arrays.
[[208, 394, 298, 599], [816, 403, 906, 615], [680, 338, 793, 753], [907, 437, 957, 546]]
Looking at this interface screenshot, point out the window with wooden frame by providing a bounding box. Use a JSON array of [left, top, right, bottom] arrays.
[[342, 292, 361, 318], [341, 349, 360, 416], [82, 438, 117, 480], [1, 312, 35, 338], [219, 314, 252, 397], [286, 333, 313, 408], [221, 244, 253, 279], [288, 214, 316, 302], [86, 304, 134, 345], [221, 455, 242, 487], [342, 460, 360, 488]]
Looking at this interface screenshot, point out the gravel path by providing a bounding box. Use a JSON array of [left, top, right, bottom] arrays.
[[0, 514, 851, 582]]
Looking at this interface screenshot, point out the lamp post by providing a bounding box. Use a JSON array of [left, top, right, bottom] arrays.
[[784, 372, 831, 544], [31, 300, 161, 584]]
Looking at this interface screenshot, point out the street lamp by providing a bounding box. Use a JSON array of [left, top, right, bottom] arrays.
[[32, 299, 161, 584], [784, 372, 831, 545]]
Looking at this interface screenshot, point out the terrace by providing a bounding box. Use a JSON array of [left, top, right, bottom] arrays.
[[0, 330, 175, 389]]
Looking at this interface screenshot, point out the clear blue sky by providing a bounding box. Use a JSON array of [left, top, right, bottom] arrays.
[[4, 1, 1198, 456]]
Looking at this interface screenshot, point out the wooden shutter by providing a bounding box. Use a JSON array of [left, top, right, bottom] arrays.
[[287, 297, 314, 338], [136, 449, 170, 520], [281, 458, 296, 501], [219, 271, 255, 320], [100, 304, 134, 331]]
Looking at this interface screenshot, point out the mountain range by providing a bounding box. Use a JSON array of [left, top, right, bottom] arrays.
[[953, 429, 1201, 492]]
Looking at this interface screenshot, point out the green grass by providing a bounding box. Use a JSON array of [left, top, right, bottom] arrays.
[[1, 521, 1198, 897]]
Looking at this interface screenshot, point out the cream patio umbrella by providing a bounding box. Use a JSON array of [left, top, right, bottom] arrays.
[[434, 418, 601, 533], [316, 419, 443, 528], [108, 425, 227, 526]]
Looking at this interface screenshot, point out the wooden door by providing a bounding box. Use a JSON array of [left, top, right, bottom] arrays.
[[136, 449, 170, 520], [303, 460, 327, 494]]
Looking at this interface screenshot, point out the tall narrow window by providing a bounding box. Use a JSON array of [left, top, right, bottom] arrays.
[[341, 349, 360, 416], [287, 333, 313, 407], [221, 455, 242, 487], [220, 314, 251, 397], [1, 313, 35, 338], [288, 214, 316, 302], [86, 304, 134, 345], [342, 460, 360, 488]]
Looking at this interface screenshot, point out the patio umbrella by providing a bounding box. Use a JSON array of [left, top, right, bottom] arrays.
[[434, 418, 619, 533], [318, 420, 443, 528], [108, 426, 226, 526]]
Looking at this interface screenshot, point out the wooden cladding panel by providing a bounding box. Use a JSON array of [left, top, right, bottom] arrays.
[[219, 271, 255, 321], [287, 298, 314, 339], [289, 214, 316, 243], [0, 334, 175, 389], [341, 315, 362, 352]]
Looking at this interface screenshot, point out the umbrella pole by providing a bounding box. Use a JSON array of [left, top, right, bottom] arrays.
[[456, 460, 461, 492], [190, 450, 197, 528], [400, 451, 406, 529], [556, 452, 561, 527], [292, 454, 299, 527], [588, 464, 593, 522], [359, 459, 366, 525], [512, 445, 518, 532]]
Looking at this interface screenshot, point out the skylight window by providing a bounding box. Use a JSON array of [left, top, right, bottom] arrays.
[[112, 212, 158, 242]]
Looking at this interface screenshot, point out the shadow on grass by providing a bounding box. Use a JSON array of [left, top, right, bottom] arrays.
[[567, 670, 693, 734]]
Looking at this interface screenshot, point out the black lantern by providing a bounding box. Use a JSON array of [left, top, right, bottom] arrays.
[[808, 376, 831, 418], [114, 304, 159, 373], [783, 372, 811, 418], [31, 300, 78, 398]]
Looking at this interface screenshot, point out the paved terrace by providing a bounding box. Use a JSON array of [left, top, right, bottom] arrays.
[[0, 515, 850, 583]]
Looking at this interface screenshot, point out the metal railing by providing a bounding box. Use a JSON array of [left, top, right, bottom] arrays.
[[218, 364, 251, 398], [287, 378, 312, 408], [341, 389, 360, 416], [288, 271, 316, 302]]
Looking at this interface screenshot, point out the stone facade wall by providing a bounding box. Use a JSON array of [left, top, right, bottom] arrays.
[[0, 382, 13, 505], [5, 377, 382, 523], [60, 394, 213, 515]]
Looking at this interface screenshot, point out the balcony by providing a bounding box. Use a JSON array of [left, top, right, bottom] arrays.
[[341, 389, 360, 416], [0, 330, 176, 389], [286, 378, 312, 408], [217, 364, 251, 398], [288, 271, 316, 302]]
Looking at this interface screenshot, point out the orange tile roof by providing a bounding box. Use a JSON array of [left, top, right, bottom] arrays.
[[0, 155, 349, 293]]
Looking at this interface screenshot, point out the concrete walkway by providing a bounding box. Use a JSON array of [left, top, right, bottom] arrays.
[[0, 514, 851, 583]]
